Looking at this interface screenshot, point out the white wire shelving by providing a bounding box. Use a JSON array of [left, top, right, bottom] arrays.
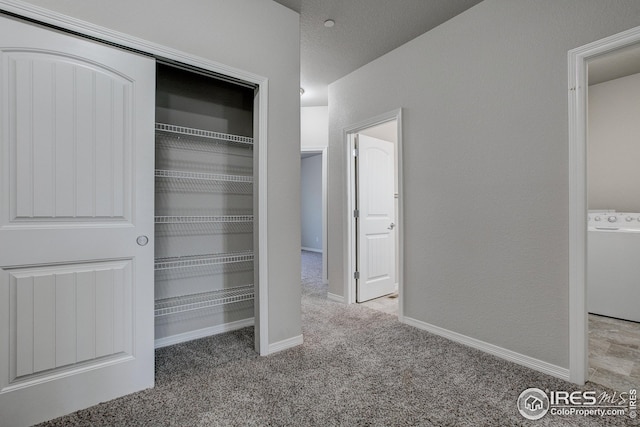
[[154, 284, 254, 317], [155, 123, 253, 148], [154, 250, 253, 271], [153, 122, 255, 328], [155, 169, 252, 183], [155, 215, 253, 224]]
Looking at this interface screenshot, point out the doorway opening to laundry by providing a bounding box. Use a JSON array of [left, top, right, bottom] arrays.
[[585, 44, 640, 392], [569, 27, 640, 390]]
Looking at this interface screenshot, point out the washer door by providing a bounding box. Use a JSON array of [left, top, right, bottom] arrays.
[[588, 230, 640, 322]]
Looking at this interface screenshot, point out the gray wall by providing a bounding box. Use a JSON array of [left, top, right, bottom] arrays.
[[328, 0, 640, 368], [301, 155, 323, 251], [301, 106, 329, 149], [20, 0, 302, 345], [588, 72, 640, 213]]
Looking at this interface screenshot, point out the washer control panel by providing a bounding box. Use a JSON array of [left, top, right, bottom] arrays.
[[588, 211, 640, 230]]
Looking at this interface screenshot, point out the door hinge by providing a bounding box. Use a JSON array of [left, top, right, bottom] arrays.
[[353, 148, 358, 157], [353, 209, 359, 218], [354, 271, 360, 280]]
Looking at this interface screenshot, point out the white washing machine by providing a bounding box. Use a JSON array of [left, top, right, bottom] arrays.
[[588, 211, 640, 322]]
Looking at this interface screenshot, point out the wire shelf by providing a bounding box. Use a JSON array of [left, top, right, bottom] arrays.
[[154, 259, 253, 280], [154, 250, 254, 271], [154, 284, 254, 317], [155, 169, 252, 183], [155, 215, 253, 224], [156, 123, 253, 147], [156, 133, 252, 158]]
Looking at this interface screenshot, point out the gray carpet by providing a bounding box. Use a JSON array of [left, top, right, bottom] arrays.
[[38, 251, 636, 426]]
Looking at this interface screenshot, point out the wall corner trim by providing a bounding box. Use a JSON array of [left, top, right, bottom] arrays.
[[327, 293, 345, 304], [267, 334, 303, 355], [402, 316, 570, 381]]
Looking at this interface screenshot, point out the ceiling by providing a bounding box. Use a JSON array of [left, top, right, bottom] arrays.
[[359, 120, 397, 143], [272, 0, 483, 107], [589, 43, 640, 85]]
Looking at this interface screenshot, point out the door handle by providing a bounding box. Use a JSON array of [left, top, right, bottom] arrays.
[[387, 223, 395, 230], [136, 235, 149, 246]]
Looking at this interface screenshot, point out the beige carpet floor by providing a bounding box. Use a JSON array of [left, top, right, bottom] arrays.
[[38, 251, 637, 426]]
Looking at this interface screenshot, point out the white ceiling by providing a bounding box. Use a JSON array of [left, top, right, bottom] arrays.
[[272, 0, 483, 107], [589, 43, 640, 85], [359, 120, 397, 143]]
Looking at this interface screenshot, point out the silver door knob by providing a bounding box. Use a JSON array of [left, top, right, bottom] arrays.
[[387, 223, 395, 230], [136, 235, 149, 246]]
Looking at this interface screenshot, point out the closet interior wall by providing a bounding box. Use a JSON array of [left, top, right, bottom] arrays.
[[154, 63, 255, 345]]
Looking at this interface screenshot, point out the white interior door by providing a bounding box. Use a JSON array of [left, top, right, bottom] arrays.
[[356, 134, 396, 302], [0, 16, 155, 426]]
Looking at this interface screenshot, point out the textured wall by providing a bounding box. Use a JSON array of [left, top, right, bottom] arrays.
[[17, 0, 302, 345], [588, 73, 640, 213], [328, 0, 640, 368]]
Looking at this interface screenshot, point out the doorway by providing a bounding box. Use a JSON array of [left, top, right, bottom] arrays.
[[585, 46, 640, 392], [300, 148, 328, 283], [569, 25, 640, 387], [344, 110, 403, 318]]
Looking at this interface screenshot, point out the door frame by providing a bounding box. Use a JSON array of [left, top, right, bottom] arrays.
[[344, 109, 403, 317], [568, 24, 640, 384], [300, 147, 328, 283], [0, 0, 271, 355]]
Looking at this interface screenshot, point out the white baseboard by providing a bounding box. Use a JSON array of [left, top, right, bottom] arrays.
[[154, 318, 255, 349], [301, 247, 323, 253], [267, 334, 303, 354], [327, 292, 345, 304], [402, 316, 570, 381]]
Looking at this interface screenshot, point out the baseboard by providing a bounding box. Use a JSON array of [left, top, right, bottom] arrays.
[[327, 292, 345, 304], [267, 334, 303, 354], [301, 247, 323, 253], [154, 318, 255, 349], [402, 316, 570, 381]]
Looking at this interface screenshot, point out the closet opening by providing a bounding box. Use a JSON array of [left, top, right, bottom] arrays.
[[0, 9, 272, 424], [154, 62, 258, 350]]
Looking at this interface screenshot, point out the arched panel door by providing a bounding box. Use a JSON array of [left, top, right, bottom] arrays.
[[356, 134, 396, 302], [0, 15, 155, 426]]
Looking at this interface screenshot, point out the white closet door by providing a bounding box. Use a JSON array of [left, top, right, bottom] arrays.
[[356, 134, 396, 302], [0, 16, 155, 426]]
